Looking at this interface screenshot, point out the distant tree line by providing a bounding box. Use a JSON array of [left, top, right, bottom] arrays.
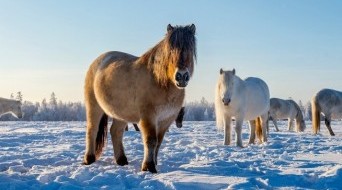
[[0, 92, 85, 121], [1, 92, 316, 122]]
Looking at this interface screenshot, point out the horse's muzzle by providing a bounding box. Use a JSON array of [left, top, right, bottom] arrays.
[[222, 98, 231, 106]]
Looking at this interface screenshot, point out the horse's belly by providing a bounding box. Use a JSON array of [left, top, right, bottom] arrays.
[[331, 110, 342, 119], [244, 103, 269, 120], [156, 105, 179, 122], [94, 82, 140, 122]]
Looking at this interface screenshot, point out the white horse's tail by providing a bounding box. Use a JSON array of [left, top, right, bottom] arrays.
[[311, 96, 321, 135], [255, 117, 262, 142], [215, 83, 224, 131]]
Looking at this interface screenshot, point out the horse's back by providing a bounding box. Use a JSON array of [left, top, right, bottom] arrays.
[[315, 88, 342, 117], [270, 98, 293, 118], [243, 77, 270, 119], [245, 77, 270, 102], [95, 51, 138, 69]]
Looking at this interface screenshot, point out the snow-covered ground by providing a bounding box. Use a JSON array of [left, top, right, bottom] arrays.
[[0, 121, 341, 189]]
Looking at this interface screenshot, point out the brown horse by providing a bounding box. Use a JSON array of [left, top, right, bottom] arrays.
[[83, 24, 196, 173]]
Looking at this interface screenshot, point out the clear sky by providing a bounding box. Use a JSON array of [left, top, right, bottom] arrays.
[[1, 1, 341, 104]]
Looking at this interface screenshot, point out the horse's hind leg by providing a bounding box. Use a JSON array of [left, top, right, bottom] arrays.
[[133, 123, 140, 131], [288, 119, 294, 131], [324, 117, 335, 136], [83, 101, 105, 165], [139, 118, 158, 173], [248, 120, 256, 144], [272, 119, 280, 132], [110, 119, 128, 166]]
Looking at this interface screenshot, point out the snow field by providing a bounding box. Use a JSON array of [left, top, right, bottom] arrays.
[[0, 121, 341, 189]]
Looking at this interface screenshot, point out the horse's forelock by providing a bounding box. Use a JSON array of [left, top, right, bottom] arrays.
[[165, 26, 197, 68]]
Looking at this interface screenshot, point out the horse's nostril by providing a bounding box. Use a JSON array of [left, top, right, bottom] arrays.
[[176, 73, 182, 82], [222, 99, 225, 103], [183, 72, 190, 82]]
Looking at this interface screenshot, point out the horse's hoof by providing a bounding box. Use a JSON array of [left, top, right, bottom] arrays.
[[116, 156, 128, 166], [141, 162, 157, 173], [83, 154, 96, 165]]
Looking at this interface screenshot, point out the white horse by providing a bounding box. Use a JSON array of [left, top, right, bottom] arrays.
[[268, 98, 306, 132], [312, 88, 342, 136], [215, 69, 270, 147], [0, 97, 23, 119]]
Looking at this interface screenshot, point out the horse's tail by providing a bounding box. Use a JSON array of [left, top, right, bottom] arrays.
[[255, 117, 263, 142], [95, 114, 108, 159], [311, 96, 321, 135]]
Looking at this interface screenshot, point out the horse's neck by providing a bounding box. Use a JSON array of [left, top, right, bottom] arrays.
[[137, 41, 164, 66], [136, 41, 171, 87], [0, 100, 11, 114], [233, 75, 245, 92]]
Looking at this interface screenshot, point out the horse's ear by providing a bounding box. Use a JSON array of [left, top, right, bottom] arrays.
[[220, 68, 223, 75], [189, 24, 196, 35], [167, 24, 174, 33], [232, 68, 235, 75]]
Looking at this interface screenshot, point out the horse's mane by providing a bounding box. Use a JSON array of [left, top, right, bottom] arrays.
[[137, 25, 197, 87], [215, 80, 224, 130]]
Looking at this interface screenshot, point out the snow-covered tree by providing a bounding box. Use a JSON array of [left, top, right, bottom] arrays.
[[16, 91, 23, 103]]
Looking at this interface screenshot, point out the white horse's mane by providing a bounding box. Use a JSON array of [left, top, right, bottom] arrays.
[[215, 80, 224, 130]]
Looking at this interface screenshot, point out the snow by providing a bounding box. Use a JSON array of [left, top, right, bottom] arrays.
[[0, 121, 341, 189]]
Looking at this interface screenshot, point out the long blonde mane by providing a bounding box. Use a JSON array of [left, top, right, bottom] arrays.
[[137, 25, 197, 87], [215, 80, 224, 130]]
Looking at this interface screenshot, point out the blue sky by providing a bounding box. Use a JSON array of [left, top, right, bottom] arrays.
[[0, 1, 341, 104]]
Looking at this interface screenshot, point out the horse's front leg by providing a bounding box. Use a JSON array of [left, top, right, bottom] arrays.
[[110, 119, 128, 166], [288, 119, 294, 131], [223, 115, 231, 145], [139, 119, 158, 173], [155, 119, 172, 166], [234, 118, 244, 147]]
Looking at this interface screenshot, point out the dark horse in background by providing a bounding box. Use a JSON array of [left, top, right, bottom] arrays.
[[83, 24, 196, 173]]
